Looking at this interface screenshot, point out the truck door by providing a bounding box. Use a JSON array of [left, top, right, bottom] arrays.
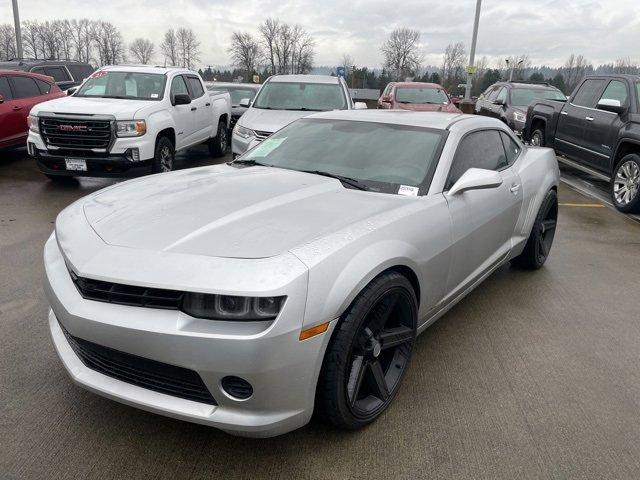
[[169, 75, 197, 148], [185, 75, 210, 142]]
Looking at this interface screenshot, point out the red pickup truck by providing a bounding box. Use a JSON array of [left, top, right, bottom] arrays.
[[0, 70, 64, 149]]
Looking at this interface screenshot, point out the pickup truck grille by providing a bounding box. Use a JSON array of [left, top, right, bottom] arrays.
[[254, 130, 272, 142], [40, 117, 113, 151]]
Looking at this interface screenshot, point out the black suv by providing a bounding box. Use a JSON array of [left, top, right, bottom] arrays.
[[0, 59, 94, 91], [475, 81, 566, 136]]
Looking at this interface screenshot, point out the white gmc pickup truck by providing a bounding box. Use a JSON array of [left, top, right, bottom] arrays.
[[26, 65, 231, 179]]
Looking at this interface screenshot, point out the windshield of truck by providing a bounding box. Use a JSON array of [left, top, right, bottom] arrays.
[[75, 71, 167, 100], [207, 85, 258, 106], [396, 87, 449, 104], [252, 82, 347, 111], [510, 88, 566, 107]]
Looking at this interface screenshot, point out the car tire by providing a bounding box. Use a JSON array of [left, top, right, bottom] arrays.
[[511, 189, 558, 270], [316, 271, 417, 430], [208, 121, 228, 158], [152, 136, 175, 173], [530, 128, 545, 147], [611, 154, 640, 214]]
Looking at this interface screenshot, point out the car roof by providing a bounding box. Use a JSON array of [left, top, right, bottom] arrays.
[[0, 59, 92, 68], [99, 65, 193, 75], [268, 74, 340, 84], [0, 69, 55, 82]]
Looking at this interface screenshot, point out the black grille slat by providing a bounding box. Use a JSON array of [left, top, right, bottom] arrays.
[[61, 325, 217, 405], [40, 117, 113, 150]]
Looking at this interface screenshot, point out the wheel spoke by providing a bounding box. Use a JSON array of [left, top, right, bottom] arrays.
[[538, 234, 547, 257], [541, 219, 556, 233], [367, 293, 399, 334], [347, 355, 367, 406], [368, 360, 390, 401], [379, 325, 414, 350]]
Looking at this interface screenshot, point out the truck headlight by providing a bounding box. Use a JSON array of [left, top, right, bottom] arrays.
[[233, 124, 255, 140], [27, 115, 39, 133], [116, 120, 146, 137], [513, 111, 526, 123], [182, 293, 286, 321]]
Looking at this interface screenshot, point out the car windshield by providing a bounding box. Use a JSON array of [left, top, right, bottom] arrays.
[[510, 88, 566, 107], [75, 71, 166, 100], [207, 85, 258, 106], [240, 118, 446, 193], [252, 82, 347, 111], [396, 87, 449, 104]]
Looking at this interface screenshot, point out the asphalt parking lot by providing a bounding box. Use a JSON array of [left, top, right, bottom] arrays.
[[2, 148, 640, 480]]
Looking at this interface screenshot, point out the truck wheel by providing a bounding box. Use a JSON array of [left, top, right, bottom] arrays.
[[611, 154, 640, 214], [530, 128, 545, 147], [208, 121, 228, 158], [152, 136, 175, 173]]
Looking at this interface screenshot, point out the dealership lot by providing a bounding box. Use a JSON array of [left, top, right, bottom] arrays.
[[2, 148, 640, 479]]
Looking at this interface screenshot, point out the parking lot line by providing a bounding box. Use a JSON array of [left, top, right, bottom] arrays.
[[558, 203, 605, 208]]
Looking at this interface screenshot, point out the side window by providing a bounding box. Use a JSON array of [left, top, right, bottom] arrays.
[[572, 79, 606, 108], [170, 75, 189, 98], [30, 67, 46, 76], [446, 130, 508, 189], [66, 64, 94, 82], [186, 76, 204, 98], [0, 76, 12, 100], [10, 76, 41, 99], [496, 87, 507, 103], [500, 131, 521, 165], [35, 79, 52, 94], [43, 66, 71, 83], [599, 80, 628, 106], [486, 86, 500, 102]]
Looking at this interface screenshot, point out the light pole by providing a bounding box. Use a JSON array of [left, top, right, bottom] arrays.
[[509, 59, 524, 81], [462, 0, 482, 112], [11, 0, 23, 59]]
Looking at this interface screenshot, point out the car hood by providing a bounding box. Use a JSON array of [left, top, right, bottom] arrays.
[[81, 165, 409, 259], [30, 95, 155, 120], [237, 107, 320, 133]]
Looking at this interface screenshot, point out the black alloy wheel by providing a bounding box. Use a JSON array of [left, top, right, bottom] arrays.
[[511, 189, 558, 269]]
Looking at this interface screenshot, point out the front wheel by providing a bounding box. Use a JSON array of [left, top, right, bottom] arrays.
[[208, 121, 228, 158], [152, 136, 175, 173], [611, 154, 640, 213], [511, 189, 558, 269], [316, 271, 417, 430]]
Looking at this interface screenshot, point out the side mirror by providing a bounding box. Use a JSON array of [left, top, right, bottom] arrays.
[[239, 98, 251, 108], [0, 94, 4, 104], [493, 98, 505, 106], [447, 168, 503, 196], [354, 101, 368, 110], [380, 95, 391, 103], [173, 93, 191, 106], [597, 98, 626, 115], [66, 87, 77, 96]]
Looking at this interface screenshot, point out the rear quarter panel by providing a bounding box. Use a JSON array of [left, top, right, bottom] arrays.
[[526, 101, 563, 146]]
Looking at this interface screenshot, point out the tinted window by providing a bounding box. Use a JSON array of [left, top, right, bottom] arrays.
[[186, 76, 204, 98], [447, 130, 508, 189], [207, 85, 258, 105], [66, 64, 94, 81], [253, 82, 347, 111], [600, 80, 628, 106], [486, 86, 501, 102], [35, 79, 52, 94], [171, 75, 189, 97], [496, 87, 507, 103], [510, 88, 566, 107], [44, 66, 71, 82], [395, 87, 449, 104], [500, 131, 521, 165], [11, 76, 41, 98], [572, 79, 606, 108], [0, 76, 12, 100], [31, 67, 46, 76]]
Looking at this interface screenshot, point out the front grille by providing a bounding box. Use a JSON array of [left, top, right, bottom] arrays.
[[61, 325, 217, 405], [254, 130, 272, 141], [71, 272, 184, 309], [40, 117, 113, 150]]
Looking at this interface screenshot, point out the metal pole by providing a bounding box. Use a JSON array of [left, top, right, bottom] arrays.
[[464, 0, 482, 102], [11, 0, 23, 59]]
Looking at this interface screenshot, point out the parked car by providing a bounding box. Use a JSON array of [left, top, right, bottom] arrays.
[[27, 65, 231, 180], [44, 111, 559, 437], [524, 74, 640, 213], [231, 74, 366, 157], [475, 81, 566, 136], [377, 82, 461, 113], [205, 82, 261, 129], [0, 70, 64, 149], [0, 59, 94, 91]]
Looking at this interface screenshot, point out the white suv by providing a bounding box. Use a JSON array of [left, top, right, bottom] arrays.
[[231, 74, 365, 157], [27, 65, 231, 180]]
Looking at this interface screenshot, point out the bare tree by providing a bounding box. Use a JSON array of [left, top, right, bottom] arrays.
[[129, 38, 155, 64], [381, 28, 423, 81], [0, 24, 16, 61], [22, 21, 42, 59], [160, 29, 178, 66], [228, 32, 261, 81], [290, 25, 314, 74], [613, 57, 639, 75], [93, 21, 125, 66], [175, 27, 200, 69], [70, 19, 94, 63], [259, 18, 279, 74], [561, 54, 590, 92], [340, 54, 354, 77], [257, 19, 315, 75], [441, 42, 466, 89]]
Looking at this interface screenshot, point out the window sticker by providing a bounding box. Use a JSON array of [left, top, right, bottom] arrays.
[[150, 93, 159, 98], [398, 185, 419, 197], [247, 137, 287, 158], [90, 70, 107, 79]]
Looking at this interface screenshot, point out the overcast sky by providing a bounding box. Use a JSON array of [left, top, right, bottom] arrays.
[[2, 0, 639, 68]]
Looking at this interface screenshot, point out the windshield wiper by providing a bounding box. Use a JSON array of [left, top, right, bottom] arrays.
[[300, 170, 370, 191], [228, 158, 270, 168]]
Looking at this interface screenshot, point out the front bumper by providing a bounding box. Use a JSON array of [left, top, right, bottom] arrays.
[[44, 234, 335, 437], [231, 130, 255, 156]]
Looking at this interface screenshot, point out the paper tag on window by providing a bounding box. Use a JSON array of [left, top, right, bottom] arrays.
[[398, 185, 419, 197], [150, 93, 159, 98], [247, 137, 286, 158]]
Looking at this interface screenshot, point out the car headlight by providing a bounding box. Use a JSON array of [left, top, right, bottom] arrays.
[[182, 293, 286, 321], [27, 115, 39, 133], [513, 111, 526, 123], [233, 124, 255, 140], [116, 120, 146, 137]]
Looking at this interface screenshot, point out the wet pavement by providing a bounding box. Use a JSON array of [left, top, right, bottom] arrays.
[[1, 148, 640, 480]]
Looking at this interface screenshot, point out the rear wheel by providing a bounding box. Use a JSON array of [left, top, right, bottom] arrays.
[[208, 121, 228, 158], [611, 154, 640, 213], [511, 189, 558, 269], [316, 271, 417, 430], [152, 136, 174, 173], [530, 128, 545, 147]]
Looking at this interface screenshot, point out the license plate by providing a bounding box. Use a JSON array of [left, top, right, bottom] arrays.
[[65, 158, 87, 171]]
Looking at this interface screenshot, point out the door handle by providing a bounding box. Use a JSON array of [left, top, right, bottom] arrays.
[[585, 116, 594, 121], [205, 102, 211, 107], [191, 107, 197, 111], [12, 106, 22, 111], [560, 111, 569, 116], [510, 184, 521, 194]]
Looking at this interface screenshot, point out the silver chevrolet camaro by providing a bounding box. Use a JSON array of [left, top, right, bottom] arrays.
[[44, 110, 560, 437]]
